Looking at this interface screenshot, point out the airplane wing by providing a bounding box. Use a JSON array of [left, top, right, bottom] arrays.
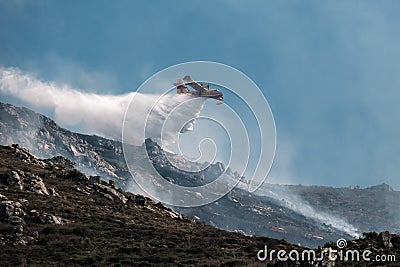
[[173, 79, 185, 86], [182, 75, 206, 92]]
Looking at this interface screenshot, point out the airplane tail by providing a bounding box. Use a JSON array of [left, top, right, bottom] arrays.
[[182, 75, 193, 83], [174, 79, 189, 94]]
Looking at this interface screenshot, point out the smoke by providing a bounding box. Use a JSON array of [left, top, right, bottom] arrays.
[[256, 185, 360, 238], [0, 66, 205, 146]]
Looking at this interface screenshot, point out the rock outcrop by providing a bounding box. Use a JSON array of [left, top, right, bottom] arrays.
[[0, 144, 198, 248], [0, 102, 129, 186], [2, 169, 49, 195]]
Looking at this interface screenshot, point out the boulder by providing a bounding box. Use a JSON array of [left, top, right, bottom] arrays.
[[0, 200, 26, 220], [89, 175, 101, 185], [26, 173, 49, 195], [46, 155, 76, 170], [95, 183, 127, 204], [131, 195, 146, 206], [18, 199, 29, 206], [7, 215, 26, 225], [49, 187, 60, 197], [378, 231, 393, 248], [12, 224, 24, 235], [37, 214, 65, 224], [4, 170, 23, 190]]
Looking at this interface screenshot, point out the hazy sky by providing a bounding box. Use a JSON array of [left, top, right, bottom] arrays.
[[1, 1, 399, 189]]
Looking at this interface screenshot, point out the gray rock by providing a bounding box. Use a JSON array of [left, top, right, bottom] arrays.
[[89, 175, 101, 185], [46, 156, 76, 170], [12, 224, 24, 235], [27, 173, 49, 195], [49, 215, 63, 224], [0, 200, 26, 220], [37, 214, 65, 224], [131, 195, 146, 206], [18, 199, 29, 206], [13, 236, 27, 246], [4, 170, 23, 190], [378, 231, 393, 248], [95, 183, 127, 204], [49, 187, 59, 197], [30, 230, 39, 239], [29, 209, 40, 217], [7, 216, 25, 225]]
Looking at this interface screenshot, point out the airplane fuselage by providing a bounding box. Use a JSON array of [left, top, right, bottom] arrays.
[[190, 89, 223, 100], [175, 75, 224, 101]]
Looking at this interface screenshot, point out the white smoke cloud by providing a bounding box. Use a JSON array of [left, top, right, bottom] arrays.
[[255, 185, 360, 238], [0, 66, 205, 146]]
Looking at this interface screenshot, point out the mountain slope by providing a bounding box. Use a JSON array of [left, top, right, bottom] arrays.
[[0, 102, 129, 185], [1, 144, 399, 266], [1, 102, 399, 249], [0, 143, 305, 266], [257, 183, 400, 235]]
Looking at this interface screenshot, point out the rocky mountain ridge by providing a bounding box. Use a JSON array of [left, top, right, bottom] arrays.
[[0, 143, 306, 266], [0, 143, 399, 266], [0, 102, 128, 185], [1, 102, 399, 248]]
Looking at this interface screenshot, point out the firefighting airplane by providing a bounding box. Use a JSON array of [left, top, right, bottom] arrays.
[[174, 75, 224, 104]]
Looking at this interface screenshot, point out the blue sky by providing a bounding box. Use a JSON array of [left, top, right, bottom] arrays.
[[1, 1, 400, 189]]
